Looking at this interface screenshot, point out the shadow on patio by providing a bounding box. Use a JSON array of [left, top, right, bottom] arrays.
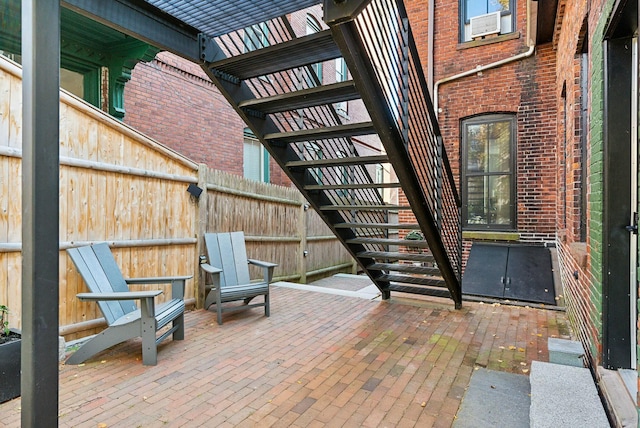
[[0, 276, 571, 427]]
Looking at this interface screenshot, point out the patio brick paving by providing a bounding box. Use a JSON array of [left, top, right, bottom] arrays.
[[0, 278, 572, 427]]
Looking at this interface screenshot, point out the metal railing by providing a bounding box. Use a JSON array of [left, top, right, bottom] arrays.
[[352, 0, 462, 281]]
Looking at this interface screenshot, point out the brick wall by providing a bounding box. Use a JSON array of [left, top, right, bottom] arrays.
[[552, 0, 603, 368], [405, 0, 557, 248], [124, 53, 292, 186]]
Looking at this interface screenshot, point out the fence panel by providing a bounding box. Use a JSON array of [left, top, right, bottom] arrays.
[[0, 55, 355, 340]]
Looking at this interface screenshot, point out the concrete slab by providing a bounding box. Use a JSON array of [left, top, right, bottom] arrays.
[[530, 361, 609, 428], [454, 368, 530, 428]]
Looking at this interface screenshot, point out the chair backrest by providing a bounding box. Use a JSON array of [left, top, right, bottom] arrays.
[[204, 232, 251, 288], [67, 243, 137, 325]]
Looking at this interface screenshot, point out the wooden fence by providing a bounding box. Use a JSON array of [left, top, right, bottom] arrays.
[[0, 56, 355, 340]]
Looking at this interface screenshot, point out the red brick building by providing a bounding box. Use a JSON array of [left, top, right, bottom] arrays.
[[406, 0, 557, 250]]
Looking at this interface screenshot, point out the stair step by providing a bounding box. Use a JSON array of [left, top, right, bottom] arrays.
[[368, 263, 440, 276], [305, 182, 401, 190], [335, 223, 420, 229], [387, 283, 450, 298], [286, 155, 388, 168], [347, 237, 431, 248], [320, 204, 412, 211], [358, 251, 435, 263], [209, 30, 341, 80], [530, 361, 609, 427], [380, 274, 445, 287], [239, 81, 360, 114], [548, 338, 585, 367], [265, 122, 376, 144]]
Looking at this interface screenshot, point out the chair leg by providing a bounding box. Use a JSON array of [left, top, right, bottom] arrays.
[[173, 313, 185, 341], [265, 291, 270, 317], [66, 325, 135, 365], [141, 316, 158, 366], [217, 302, 223, 325]]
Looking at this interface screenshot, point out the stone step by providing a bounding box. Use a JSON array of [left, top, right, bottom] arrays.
[[548, 337, 585, 367], [529, 361, 609, 427]]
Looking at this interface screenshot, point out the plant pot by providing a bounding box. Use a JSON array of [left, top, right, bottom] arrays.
[[0, 329, 21, 403]]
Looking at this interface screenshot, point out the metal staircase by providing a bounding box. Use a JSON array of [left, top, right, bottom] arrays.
[[199, 0, 463, 308]]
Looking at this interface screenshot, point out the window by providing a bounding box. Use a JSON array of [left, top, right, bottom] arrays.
[[243, 129, 270, 183], [460, 0, 515, 42], [306, 15, 323, 85], [335, 58, 348, 115], [462, 115, 516, 229], [244, 22, 269, 51]]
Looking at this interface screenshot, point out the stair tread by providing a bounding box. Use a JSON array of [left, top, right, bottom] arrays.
[[287, 155, 388, 168], [380, 274, 446, 287], [209, 30, 341, 80], [386, 283, 450, 299], [305, 182, 402, 190], [348, 237, 431, 248], [239, 81, 360, 114], [320, 204, 412, 211], [265, 122, 376, 143], [368, 262, 440, 276], [335, 223, 420, 229], [358, 251, 435, 262], [530, 361, 609, 427]]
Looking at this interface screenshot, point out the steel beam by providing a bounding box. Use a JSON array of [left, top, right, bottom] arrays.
[[61, 0, 202, 63], [21, 0, 60, 426]]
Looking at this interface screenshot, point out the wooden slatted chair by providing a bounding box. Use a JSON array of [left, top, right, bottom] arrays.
[[66, 243, 192, 366], [201, 231, 277, 325]]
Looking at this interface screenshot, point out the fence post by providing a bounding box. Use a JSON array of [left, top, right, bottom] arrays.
[[195, 164, 208, 308]]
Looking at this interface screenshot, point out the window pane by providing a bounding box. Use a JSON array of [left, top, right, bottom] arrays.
[[243, 139, 262, 181], [487, 121, 511, 172], [489, 0, 510, 13], [467, 176, 487, 224], [466, 124, 487, 172], [489, 175, 511, 224], [465, 0, 487, 20]]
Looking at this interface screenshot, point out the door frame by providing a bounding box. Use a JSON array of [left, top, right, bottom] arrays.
[[602, 0, 638, 369]]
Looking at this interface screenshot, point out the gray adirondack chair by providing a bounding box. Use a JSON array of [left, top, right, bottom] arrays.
[[66, 243, 192, 365], [201, 232, 277, 325]]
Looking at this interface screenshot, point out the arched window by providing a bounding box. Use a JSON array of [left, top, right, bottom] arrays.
[[461, 114, 516, 229]]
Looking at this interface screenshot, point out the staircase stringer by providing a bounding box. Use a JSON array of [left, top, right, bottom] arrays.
[[199, 59, 391, 297], [325, 13, 463, 307]]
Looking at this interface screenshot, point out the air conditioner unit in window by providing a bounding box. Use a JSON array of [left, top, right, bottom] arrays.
[[470, 12, 501, 39]]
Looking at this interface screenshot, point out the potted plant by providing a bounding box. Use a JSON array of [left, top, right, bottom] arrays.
[[0, 304, 21, 403]]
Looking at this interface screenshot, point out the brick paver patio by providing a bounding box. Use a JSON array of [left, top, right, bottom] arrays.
[[0, 277, 571, 427]]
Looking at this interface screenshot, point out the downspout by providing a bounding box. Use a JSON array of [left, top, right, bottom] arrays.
[[433, 0, 537, 114], [428, 0, 434, 90]]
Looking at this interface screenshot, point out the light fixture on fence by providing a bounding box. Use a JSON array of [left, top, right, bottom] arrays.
[[187, 183, 203, 199]]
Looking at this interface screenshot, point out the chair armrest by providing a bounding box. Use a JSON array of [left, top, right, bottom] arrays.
[[248, 259, 277, 283], [248, 259, 278, 269], [200, 263, 223, 274], [125, 275, 192, 284], [76, 290, 163, 301], [126, 276, 190, 300]]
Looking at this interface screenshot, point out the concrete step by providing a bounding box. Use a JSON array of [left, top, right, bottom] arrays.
[[530, 361, 609, 427]]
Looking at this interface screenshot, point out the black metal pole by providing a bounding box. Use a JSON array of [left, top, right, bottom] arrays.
[[21, 0, 60, 426]]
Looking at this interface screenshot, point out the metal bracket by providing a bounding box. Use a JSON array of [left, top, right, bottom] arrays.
[[198, 33, 219, 63], [323, 0, 371, 25]]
